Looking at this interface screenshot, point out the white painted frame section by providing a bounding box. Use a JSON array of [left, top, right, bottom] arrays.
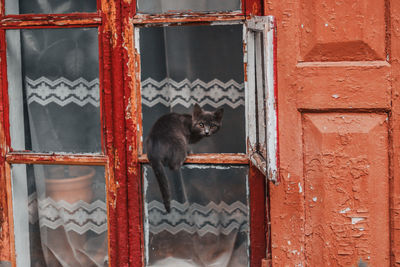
[[245, 16, 279, 183]]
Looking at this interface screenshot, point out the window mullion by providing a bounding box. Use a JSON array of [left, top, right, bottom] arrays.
[[0, 13, 101, 29], [138, 153, 249, 165], [132, 13, 245, 25], [6, 152, 107, 165]]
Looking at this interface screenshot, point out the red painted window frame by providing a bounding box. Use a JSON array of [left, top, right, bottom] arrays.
[[125, 0, 268, 266], [0, 0, 268, 266], [0, 0, 126, 266]]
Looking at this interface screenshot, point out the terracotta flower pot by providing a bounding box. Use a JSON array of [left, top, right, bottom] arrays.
[[42, 166, 97, 266], [45, 166, 95, 203]]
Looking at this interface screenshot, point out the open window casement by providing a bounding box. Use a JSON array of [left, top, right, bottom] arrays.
[[245, 16, 279, 183], [135, 14, 273, 265]]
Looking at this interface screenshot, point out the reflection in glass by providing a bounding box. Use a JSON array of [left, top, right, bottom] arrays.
[[12, 164, 108, 267], [137, 0, 241, 14], [7, 28, 101, 153], [140, 25, 245, 154], [143, 164, 249, 267], [5, 0, 97, 15]]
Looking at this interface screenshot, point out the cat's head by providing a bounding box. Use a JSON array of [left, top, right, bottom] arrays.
[[192, 103, 224, 137]]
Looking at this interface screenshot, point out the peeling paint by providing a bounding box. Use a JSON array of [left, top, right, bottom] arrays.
[[0, 14, 101, 28], [298, 182, 302, 193], [268, 0, 398, 265], [332, 94, 340, 99], [339, 207, 351, 214], [132, 13, 245, 25], [301, 113, 389, 266], [351, 217, 365, 225]]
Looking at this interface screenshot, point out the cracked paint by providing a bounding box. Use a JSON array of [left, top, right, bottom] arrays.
[[268, 0, 399, 266], [339, 207, 351, 214], [302, 113, 389, 266], [351, 217, 365, 225]]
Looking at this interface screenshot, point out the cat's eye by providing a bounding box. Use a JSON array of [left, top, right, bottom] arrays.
[[199, 123, 204, 127]]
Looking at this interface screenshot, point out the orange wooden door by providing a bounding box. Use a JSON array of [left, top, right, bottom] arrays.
[[267, 0, 399, 266]]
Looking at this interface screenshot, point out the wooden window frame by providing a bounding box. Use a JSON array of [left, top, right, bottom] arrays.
[[0, 0, 270, 266], [0, 1, 122, 266], [246, 16, 279, 183], [127, 1, 269, 267]]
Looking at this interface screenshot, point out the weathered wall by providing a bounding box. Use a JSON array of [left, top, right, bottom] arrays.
[[266, 0, 399, 266]]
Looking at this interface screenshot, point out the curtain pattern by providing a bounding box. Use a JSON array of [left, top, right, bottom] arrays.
[[143, 165, 249, 267], [7, 26, 107, 267], [25, 77, 100, 107], [140, 25, 249, 267]]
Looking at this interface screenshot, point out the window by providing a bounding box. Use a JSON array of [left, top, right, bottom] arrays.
[[1, 1, 109, 266], [0, 0, 276, 266], [246, 16, 279, 183], [131, 4, 276, 267]]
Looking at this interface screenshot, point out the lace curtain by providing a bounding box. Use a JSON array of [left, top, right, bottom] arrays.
[[6, 2, 107, 265], [140, 25, 250, 266], [12, 165, 108, 267]]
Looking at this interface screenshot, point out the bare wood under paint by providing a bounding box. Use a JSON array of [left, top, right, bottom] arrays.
[[6, 152, 107, 165], [138, 153, 249, 165]]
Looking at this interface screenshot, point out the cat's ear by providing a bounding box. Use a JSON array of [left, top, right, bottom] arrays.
[[193, 103, 202, 119], [214, 108, 224, 122]]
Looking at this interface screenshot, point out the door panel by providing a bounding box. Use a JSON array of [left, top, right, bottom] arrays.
[[300, 0, 386, 62], [268, 0, 395, 265], [303, 113, 389, 266], [296, 65, 390, 110]]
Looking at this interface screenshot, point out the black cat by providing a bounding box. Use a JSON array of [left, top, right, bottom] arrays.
[[145, 104, 224, 212]]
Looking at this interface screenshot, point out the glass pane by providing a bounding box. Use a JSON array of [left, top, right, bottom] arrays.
[[7, 28, 101, 153], [5, 0, 97, 15], [137, 0, 241, 14], [143, 164, 249, 267], [140, 25, 245, 154], [255, 32, 267, 158], [12, 164, 108, 267]]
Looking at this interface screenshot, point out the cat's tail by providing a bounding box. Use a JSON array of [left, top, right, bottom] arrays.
[[177, 169, 188, 204], [149, 159, 171, 213]]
